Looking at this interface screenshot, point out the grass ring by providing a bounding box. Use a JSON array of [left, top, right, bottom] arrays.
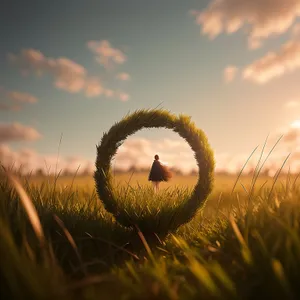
[[94, 109, 215, 232]]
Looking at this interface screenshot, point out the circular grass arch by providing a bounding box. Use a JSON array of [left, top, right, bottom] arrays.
[[94, 109, 215, 231]]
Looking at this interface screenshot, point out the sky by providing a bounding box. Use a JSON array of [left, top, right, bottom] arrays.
[[1, 0, 300, 175]]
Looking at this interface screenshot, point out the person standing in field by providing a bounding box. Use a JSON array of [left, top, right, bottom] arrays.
[[148, 154, 172, 193]]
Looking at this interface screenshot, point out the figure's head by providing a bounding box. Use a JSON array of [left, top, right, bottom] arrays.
[[154, 154, 159, 160]]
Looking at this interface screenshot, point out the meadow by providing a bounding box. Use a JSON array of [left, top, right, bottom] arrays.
[[1, 169, 300, 300]]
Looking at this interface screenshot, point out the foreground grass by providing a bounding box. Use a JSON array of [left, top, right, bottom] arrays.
[[1, 171, 300, 299]]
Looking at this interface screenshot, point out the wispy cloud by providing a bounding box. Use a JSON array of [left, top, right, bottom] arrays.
[[87, 40, 126, 69], [0, 123, 42, 143], [8, 49, 105, 97], [0, 87, 38, 112], [84, 77, 104, 97], [5, 90, 38, 104], [118, 92, 130, 102], [223, 65, 238, 83], [8, 47, 130, 100], [0, 103, 22, 112], [87, 40, 131, 99], [116, 72, 131, 81], [191, 0, 300, 49], [243, 40, 300, 84]]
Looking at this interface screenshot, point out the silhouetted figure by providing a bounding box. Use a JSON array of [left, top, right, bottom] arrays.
[[148, 154, 172, 192]]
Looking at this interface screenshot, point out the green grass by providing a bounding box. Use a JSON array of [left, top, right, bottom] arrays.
[[1, 169, 300, 300]]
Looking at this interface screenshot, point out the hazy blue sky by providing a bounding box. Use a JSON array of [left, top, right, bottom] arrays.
[[1, 0, 300, 173]]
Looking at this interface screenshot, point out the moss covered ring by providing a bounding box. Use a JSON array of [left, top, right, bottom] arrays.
[[94, 109, 215, 230]]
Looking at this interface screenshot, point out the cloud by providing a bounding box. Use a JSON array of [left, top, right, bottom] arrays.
[[8, 48, 130, 100], [0, 141, 268, 176], [85, 77, 104, 97], [223, 65, 238, 83], [265, 119, 300, 175], [6, 91, 38, 103], [0, 103, 22, 112], [114, 137, 200, 174], [285, 100, 300, 108], [116, 72, 131, 81], [62, 156, 95, 174], [243, 40, 300, 84], [116, 138, 248, 174], [119, 92, 130, 102], [191, 0, 300, 49], [115, 125, 300, 176], [269, 119, 300, 151], [8, 49, 105, 97], [0, 87, 38, 112], [87, 40, 126, 69], [0, 138, 196, 175], [5, 90, 38, 104], [3, 121, 300, 176], [0, 123, 42, 143], [1, 120, 299, 177], [0, 145, 94, 175]]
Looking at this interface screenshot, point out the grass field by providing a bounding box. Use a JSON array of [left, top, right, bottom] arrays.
[[28, 172, 279, 192], [1, 169, 300, 299]]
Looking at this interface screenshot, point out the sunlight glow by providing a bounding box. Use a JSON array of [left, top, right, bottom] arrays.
[[291, 120, 300, 128]]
